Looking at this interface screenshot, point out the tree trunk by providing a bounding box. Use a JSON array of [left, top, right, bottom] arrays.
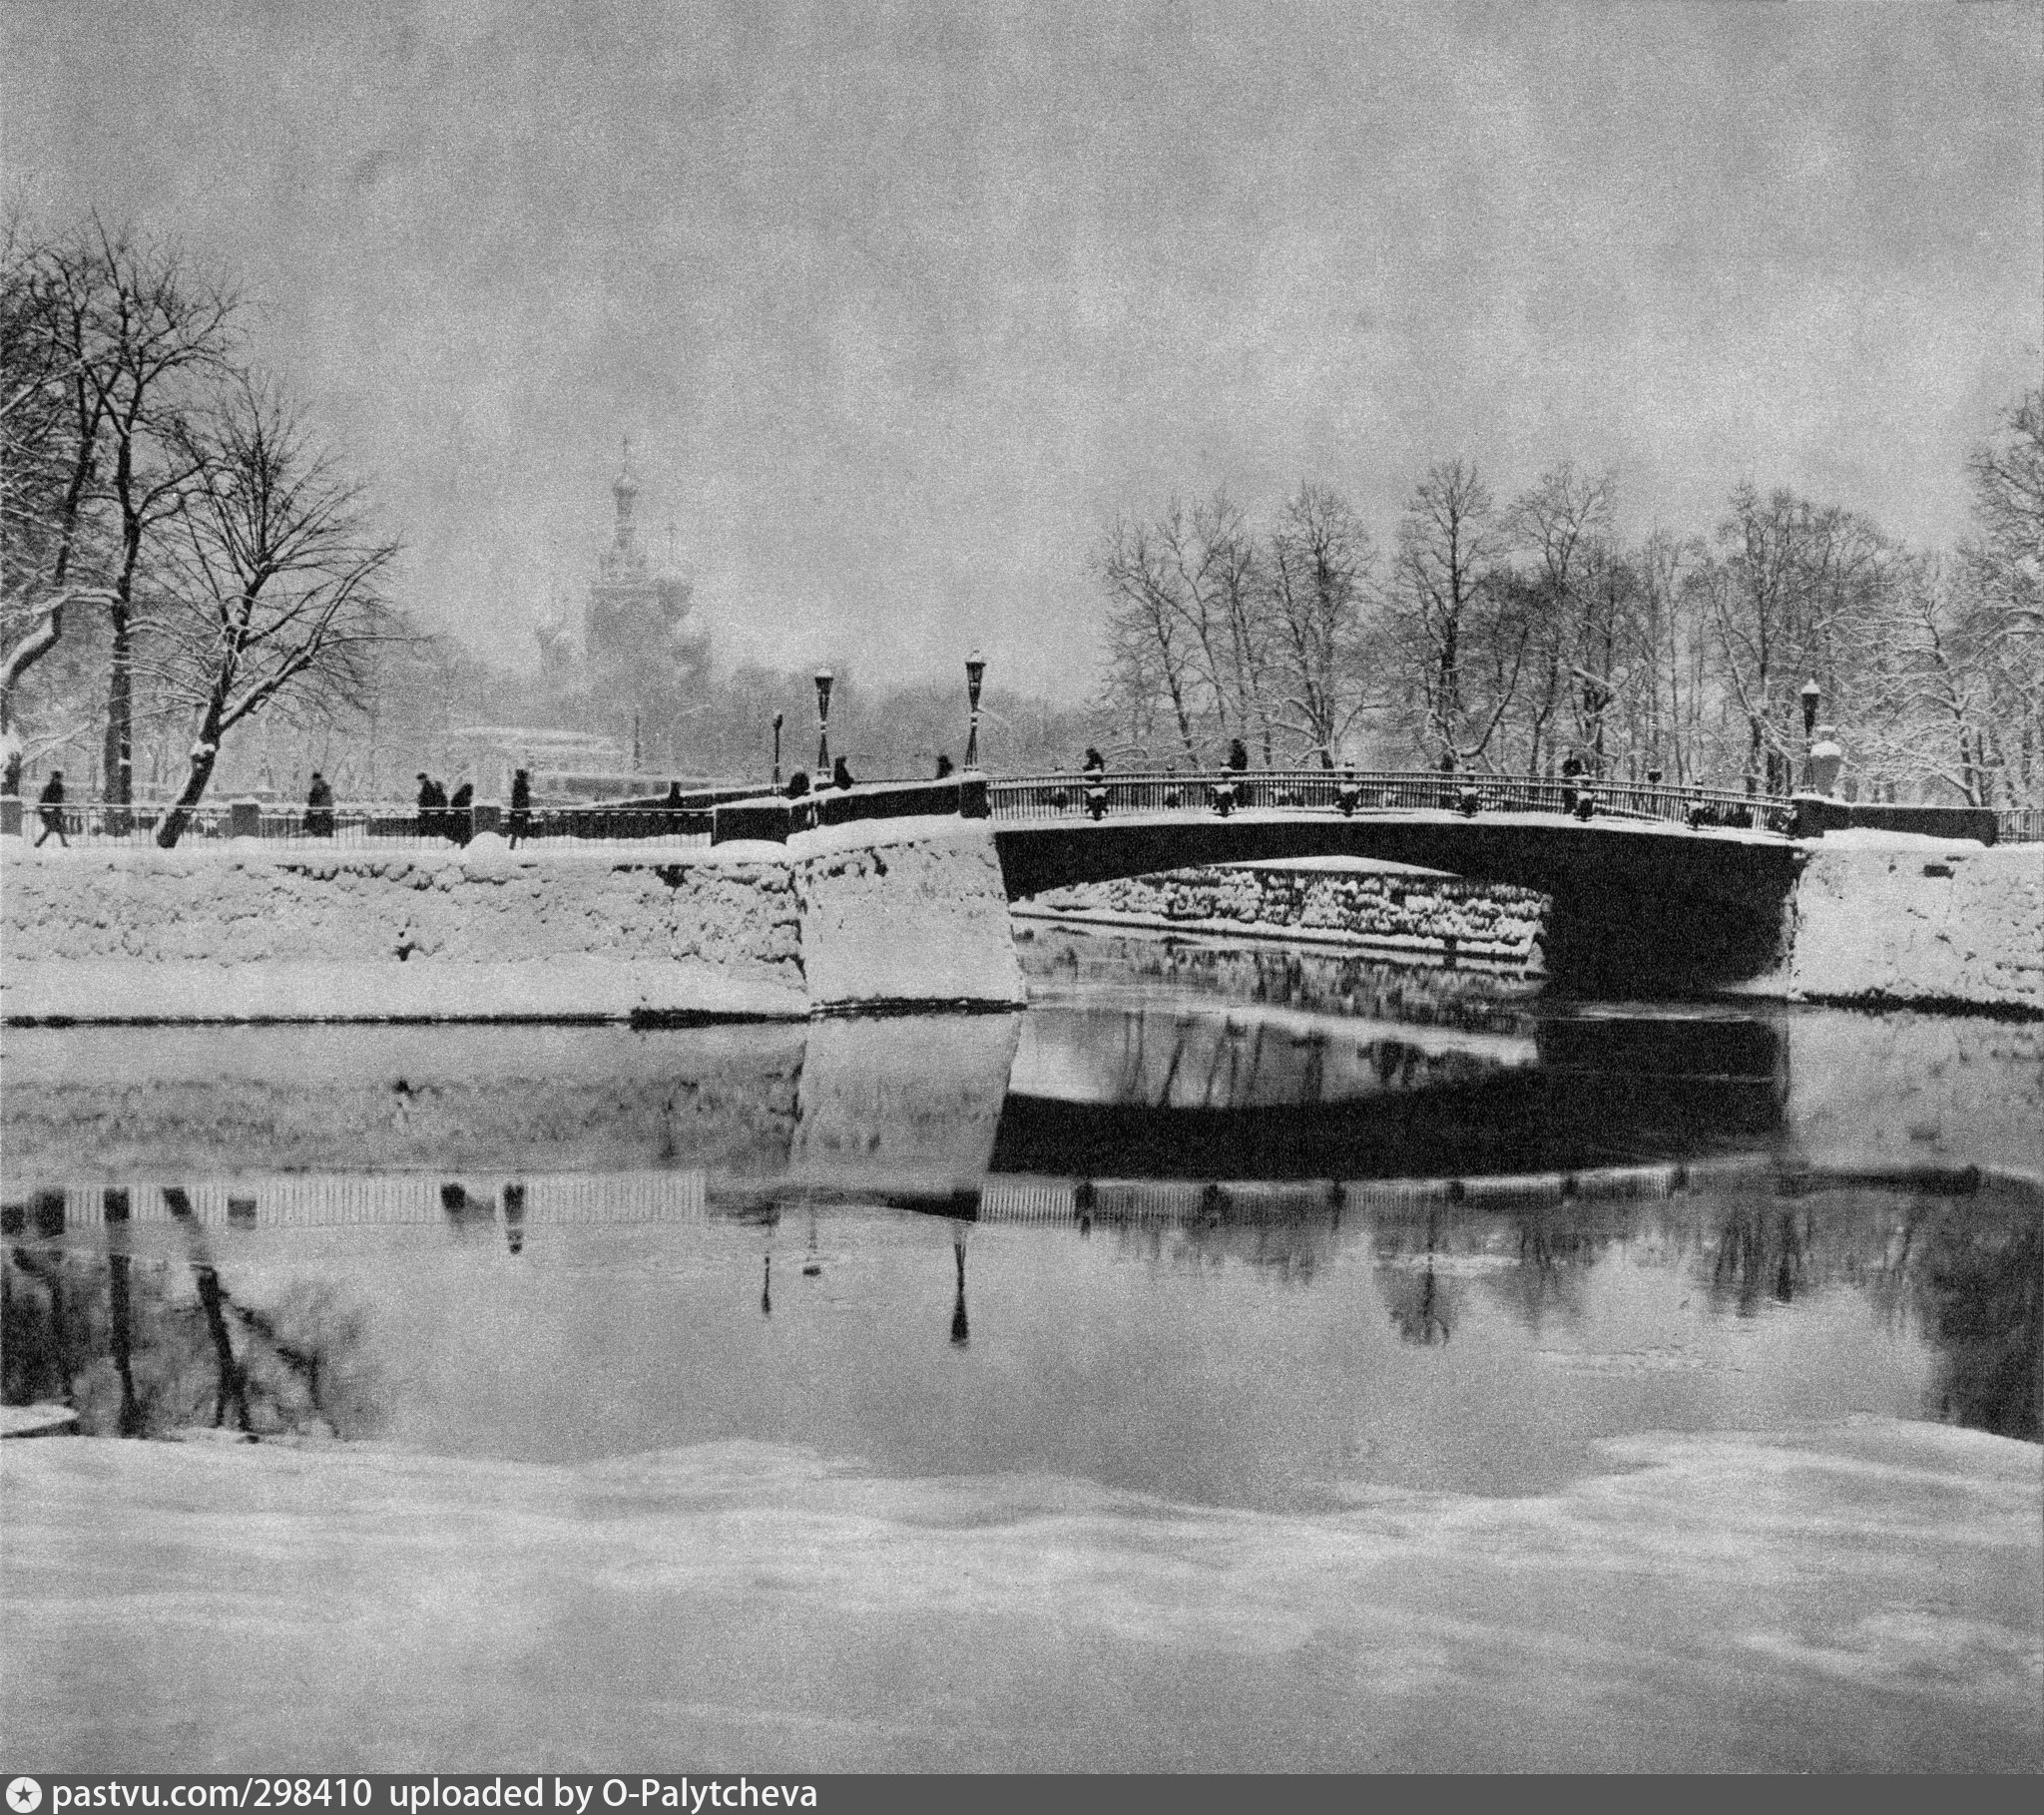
[[103, 603, 134, 828], [156, 721, 222, 848]]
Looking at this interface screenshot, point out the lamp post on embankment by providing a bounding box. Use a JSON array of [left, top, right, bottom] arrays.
[[964, 650, 986, 772], [1800, 679, 1821, 790], [771, 711, 783, 790], [814, 669, 833, 778]]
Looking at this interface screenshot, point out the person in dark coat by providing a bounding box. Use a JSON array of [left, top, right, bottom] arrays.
[[831, 755, 855, 789], [1559, 751, 1584, 816], [447, 781, 474, 846], [415, 772, 441, 839], [507, 768, 532, 848], [303, 771, 335, 838], [1081, 746, 1109, 820], [1227, 737, 1250, 773], [784, 769, 809, 798], [934, 752, 954, 778], [34, 770, 68, 847]]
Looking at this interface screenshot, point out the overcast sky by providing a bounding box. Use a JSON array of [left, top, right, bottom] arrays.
[[5, 0, 2040, 697]]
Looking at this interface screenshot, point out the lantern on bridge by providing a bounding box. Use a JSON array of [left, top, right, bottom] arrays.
[[813, 669, 833, 777], [964, 650, 986, 772]]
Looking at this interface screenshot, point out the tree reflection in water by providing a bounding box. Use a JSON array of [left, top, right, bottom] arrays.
[[1, 1191, 382, 1442], [5, 1172, 2035, 1448], [1483, 1206, 1598, 1332], [950, 1234, 969, 1346], [1916, 1212, 2041, 1442], [1376, 1211, 1458, 1346], [1708, 1200, 1811, 1315]]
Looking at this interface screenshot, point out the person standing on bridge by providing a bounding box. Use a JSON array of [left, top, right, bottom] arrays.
[[1082, 746, 1109, 820], [1226, 736, 1251, 811], [831, 755, 855, 789], [1560, 751, 1584, 816]]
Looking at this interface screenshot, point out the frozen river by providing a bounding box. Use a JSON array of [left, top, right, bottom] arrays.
[[3, 928, 2040, 1771]]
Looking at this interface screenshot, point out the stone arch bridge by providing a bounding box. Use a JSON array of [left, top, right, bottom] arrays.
[[978, 771, 1803, 990]]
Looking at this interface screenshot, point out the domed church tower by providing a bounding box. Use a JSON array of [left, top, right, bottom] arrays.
[[579, 440, 711, 747], [586, 439, 692, 663]]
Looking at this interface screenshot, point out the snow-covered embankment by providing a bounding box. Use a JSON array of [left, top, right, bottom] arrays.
[[1786, 833, 2043, 1015], [0, 816, 1026, 1023]]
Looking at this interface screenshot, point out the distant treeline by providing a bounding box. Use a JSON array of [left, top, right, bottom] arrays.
[[1089, 395, 2041, 806]]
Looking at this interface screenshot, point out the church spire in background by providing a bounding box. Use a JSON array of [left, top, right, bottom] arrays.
[[612, 435, 641, 555]]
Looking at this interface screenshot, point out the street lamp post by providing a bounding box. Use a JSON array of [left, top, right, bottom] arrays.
[[963, 649, 986, 772], [813, 669, 833, 777], [771, 711, 783, 790], [1799, 679, 1821, 789]]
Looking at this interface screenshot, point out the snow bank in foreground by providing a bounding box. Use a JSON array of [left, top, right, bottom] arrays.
[[3, 1418, 2036, 1770]]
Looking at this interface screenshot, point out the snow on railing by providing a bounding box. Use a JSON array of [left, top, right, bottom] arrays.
[[984, 768, 1795, 832]]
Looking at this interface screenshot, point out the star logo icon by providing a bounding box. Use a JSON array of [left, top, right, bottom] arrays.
[[7, 1779, 42, 1813]]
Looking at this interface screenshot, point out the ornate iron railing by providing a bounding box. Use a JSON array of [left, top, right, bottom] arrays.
[[984, 768, 1797, 832], [34, 770, 2035, 846]]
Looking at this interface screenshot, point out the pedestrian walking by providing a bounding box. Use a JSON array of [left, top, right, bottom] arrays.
[[33, 770, 68, 847], [507, 768, 532, 848], [448, 781, 474, 846]]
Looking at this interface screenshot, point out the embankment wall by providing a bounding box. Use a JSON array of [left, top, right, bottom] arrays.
[[0, 818, 1025, 1023], [1025, 838, 2042, 1015], [1785, 836, 2042, 1016]]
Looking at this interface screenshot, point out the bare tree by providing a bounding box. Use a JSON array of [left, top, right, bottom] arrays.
[[1508, 463, 1616, 773], [1960, 386, 2044, 805], [1266, 481, 1374, 765], [41, 219, 238, 822], [1629, 528, 1713, 783], [148, 375, 401, 847], [0, 212, 113, 748], [1854, 553, 2006, 805], [1090, 512, 1206, 762], [1387, 459, 1523, 770], [1705, 484, 1895, 793]]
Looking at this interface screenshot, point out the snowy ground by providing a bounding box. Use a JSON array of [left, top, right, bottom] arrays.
[[3, 1419, 2037, 1771]]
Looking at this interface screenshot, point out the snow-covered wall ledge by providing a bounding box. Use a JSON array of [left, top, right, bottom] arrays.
[[1786, 834, 2043, 1016], [0, 818, 1025, 1024]]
